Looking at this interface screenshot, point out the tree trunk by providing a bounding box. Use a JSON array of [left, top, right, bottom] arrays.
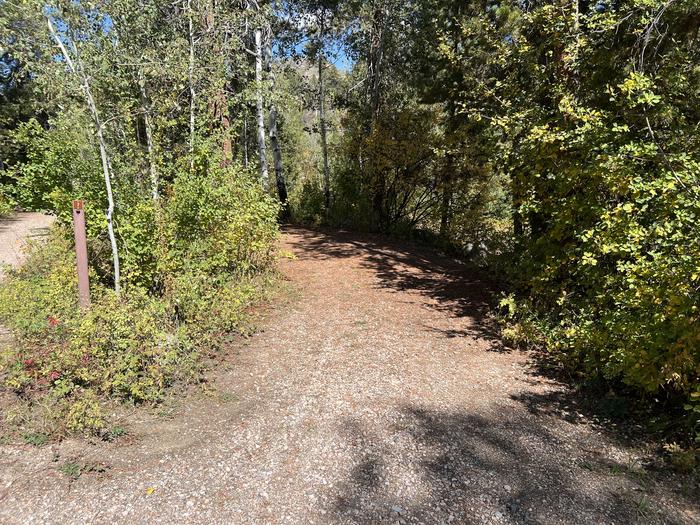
[[243, 3, 250, 169], [440, 104, 458, 239], [318, 14, 330, 212], [219, 94, 233, 166], [138, 73, 158, 200], [366, 4, 386, 121], [365, 5, 386, 229], [254, 27, 269, 192], [439, 152, 454, 239], [203, 1, 232, 166], [439, 174, 452, 238], [187, 0, 196, 172], [48, 17, 121, 294], [265, 31, 288, 205], [372, 176, 387, 231], [268, 105, 287, 203], [243, 117, 249, 168], [513, 207, 523, 240]]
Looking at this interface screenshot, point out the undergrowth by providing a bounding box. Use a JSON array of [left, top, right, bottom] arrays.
[[0, 193, 13, 217], [496, 293, 700, 468], [0, 164, 280, 441]]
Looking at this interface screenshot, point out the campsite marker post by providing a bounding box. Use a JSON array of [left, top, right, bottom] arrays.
[[72, 200, 90, 309]]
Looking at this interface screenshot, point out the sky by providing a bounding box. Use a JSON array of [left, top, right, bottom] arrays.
[[289, 40, 353, 72], [47, 5, 354, 74]]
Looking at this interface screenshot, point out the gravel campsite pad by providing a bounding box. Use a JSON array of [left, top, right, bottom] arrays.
[[0, 212, 54, 280], [0, 226, 697, 524]]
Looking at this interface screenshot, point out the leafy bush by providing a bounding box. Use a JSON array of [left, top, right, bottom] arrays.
[[0, 237, 189, 434], [7, 115, 104, 217], [289, 176, 326, 225], [427, 0, 700, 441], [0, 192, 14, 217], [165, 165, 279, 275], [495, 31, 700, 433], [0, 230, 80, 339], [0, 163, 279, 438]]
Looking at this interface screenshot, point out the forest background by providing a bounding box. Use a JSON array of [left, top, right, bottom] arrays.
[[0, 0, 697, 449]]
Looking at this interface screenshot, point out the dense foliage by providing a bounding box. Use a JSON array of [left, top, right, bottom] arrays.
[[0, 0, 282, 438], [1, 0, 698, 445], [284, 0, 700, 439], [429, 0, 700, 434], [0, 167, 277, 436]]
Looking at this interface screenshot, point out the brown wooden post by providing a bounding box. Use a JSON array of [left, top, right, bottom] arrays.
[[72, 200, 90, 309]]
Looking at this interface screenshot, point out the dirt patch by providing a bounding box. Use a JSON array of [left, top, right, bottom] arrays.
[[0, 226, 697, 524]]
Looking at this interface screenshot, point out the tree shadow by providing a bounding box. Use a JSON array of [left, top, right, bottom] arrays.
[[329, 405, 693, 524], [284, 225, 698, 523], [0, 214, 23, 234], [285, 226, 698, 455], [283, 226, 505, 351], [0, 214, 52, 238]]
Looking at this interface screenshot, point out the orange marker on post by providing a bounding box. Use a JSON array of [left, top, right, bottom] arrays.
[[72, 200, 90, 309]]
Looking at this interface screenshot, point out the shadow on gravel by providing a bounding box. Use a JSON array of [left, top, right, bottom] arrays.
[[331, 406, 691, 525], [284, 226, 700, 434], [283, 226, 505, 351], [284, 226, 697, 524], [0, 215, 51, 237], [511, 384, 699, 474]]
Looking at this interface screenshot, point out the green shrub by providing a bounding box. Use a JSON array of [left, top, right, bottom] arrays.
[[64, 390, 105, 433], [165, 164, 279, 275], [118, 199, 161, 290], [7, 115, 104, 217], [21, 431, 48, 447], [55, 290, 197, 403], [166, 270, 260, 335], [0, 230, 80, 339], [0, 192, 14, 217], [289, 176, 326, 225], [0, 162, 280, 440], [505, 149, 700, 435]]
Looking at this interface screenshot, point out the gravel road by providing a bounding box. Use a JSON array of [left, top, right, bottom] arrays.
[[0, 226, 697, 524]]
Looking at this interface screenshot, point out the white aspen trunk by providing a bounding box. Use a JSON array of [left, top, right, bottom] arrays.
[[138, 73, 159, 200], [47, 16, 121, 294], [243, 3, 249, 169], [254, 27, 269, 192], [188, 0, 196, 171]]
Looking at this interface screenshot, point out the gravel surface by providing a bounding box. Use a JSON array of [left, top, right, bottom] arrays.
[[0, 226, 697, 524], [0, 212, 54, 280]]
